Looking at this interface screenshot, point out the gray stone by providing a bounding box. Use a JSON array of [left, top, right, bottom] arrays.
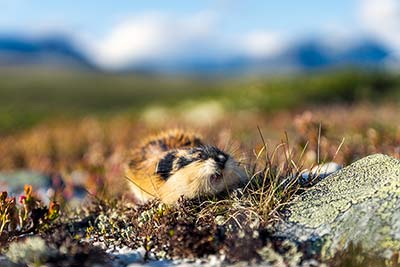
[[279, 154, 400, 259], [0, 170, 88, 207], [0, 170, 50, 196]]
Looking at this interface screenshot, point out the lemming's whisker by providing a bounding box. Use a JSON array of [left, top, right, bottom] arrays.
[[228, 146, 240, 155], [204, 174, 211, 192]]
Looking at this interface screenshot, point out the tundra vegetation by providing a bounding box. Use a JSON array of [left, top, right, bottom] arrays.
[[0, 69, 400, 266]]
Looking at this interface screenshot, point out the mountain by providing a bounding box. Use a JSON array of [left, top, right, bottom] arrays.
[[278, 39, 332, 69], [0, 34, 95, 70], [121, 37, 394, 75], [0, 34, 395, 74], [276, 38, 390, 70], [336, 39, 390, 66]]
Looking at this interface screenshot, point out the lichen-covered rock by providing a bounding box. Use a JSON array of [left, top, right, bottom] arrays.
[[279, 154, 400, 259], [5, 237, 55, 266]]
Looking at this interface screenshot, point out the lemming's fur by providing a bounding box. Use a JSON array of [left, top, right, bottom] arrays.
[[125, 129, 247, 204]]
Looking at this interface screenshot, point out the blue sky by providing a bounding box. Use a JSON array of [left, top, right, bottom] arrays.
[[1, 0, 358, 35], [0, 0, 399, 69]]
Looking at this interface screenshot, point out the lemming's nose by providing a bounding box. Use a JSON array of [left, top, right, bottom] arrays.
[[215, 154, 228, 169]]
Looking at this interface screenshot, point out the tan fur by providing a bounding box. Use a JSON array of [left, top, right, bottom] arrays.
[[125, 129, 246, 204]]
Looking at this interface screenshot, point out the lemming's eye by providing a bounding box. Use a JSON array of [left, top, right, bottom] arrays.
[[199, 152, 208, 160]]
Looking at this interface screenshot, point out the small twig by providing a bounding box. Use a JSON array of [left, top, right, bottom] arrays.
[[317, 123, 322, 164], [392, 251, 399, 267]]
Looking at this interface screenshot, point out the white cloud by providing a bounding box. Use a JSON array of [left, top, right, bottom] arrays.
[[84, 11, 283, 70], [358, 0, 400, 55], [96, 15, 176, 67], [88, 12, 228, 69], [240, 31, 284, 58]]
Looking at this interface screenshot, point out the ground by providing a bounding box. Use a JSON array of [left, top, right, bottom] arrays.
[[0, 69, 400, 266]]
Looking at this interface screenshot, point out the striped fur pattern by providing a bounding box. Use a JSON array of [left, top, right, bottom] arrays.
[[125, 130, 247, 204]]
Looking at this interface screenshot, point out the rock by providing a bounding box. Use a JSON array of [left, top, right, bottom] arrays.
[[5, 237, 56, 266], [278, 154, 400, 259], [0, 170, 50, 194], [0, 255, 18, 267], [111, 246, 145, 266], [0, 170, 54, 204], [0, 170, 88, 206]]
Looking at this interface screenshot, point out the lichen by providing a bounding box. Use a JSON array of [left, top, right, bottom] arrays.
[[281, 154, 400, 259], [6, 236, 54, 266]]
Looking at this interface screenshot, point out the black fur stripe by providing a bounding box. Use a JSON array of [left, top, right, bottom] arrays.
[[176, 156, 195, 169], [156, 152, 176, 180]]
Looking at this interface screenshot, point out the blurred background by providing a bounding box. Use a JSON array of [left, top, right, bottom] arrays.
[[1, 0, 400, 200], [0, 0, 400, 130]]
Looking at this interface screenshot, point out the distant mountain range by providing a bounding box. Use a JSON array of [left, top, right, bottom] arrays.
[[0, 34, 396, 74], [276, 38, 391, 69], [0, 34, 95, 70]]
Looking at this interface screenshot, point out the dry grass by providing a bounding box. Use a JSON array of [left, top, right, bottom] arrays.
[[1, 102, 400, 265]]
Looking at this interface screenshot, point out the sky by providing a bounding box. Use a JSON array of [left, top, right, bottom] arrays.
[[0, 1, 358, 35], [0, 0, 399, 69]]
